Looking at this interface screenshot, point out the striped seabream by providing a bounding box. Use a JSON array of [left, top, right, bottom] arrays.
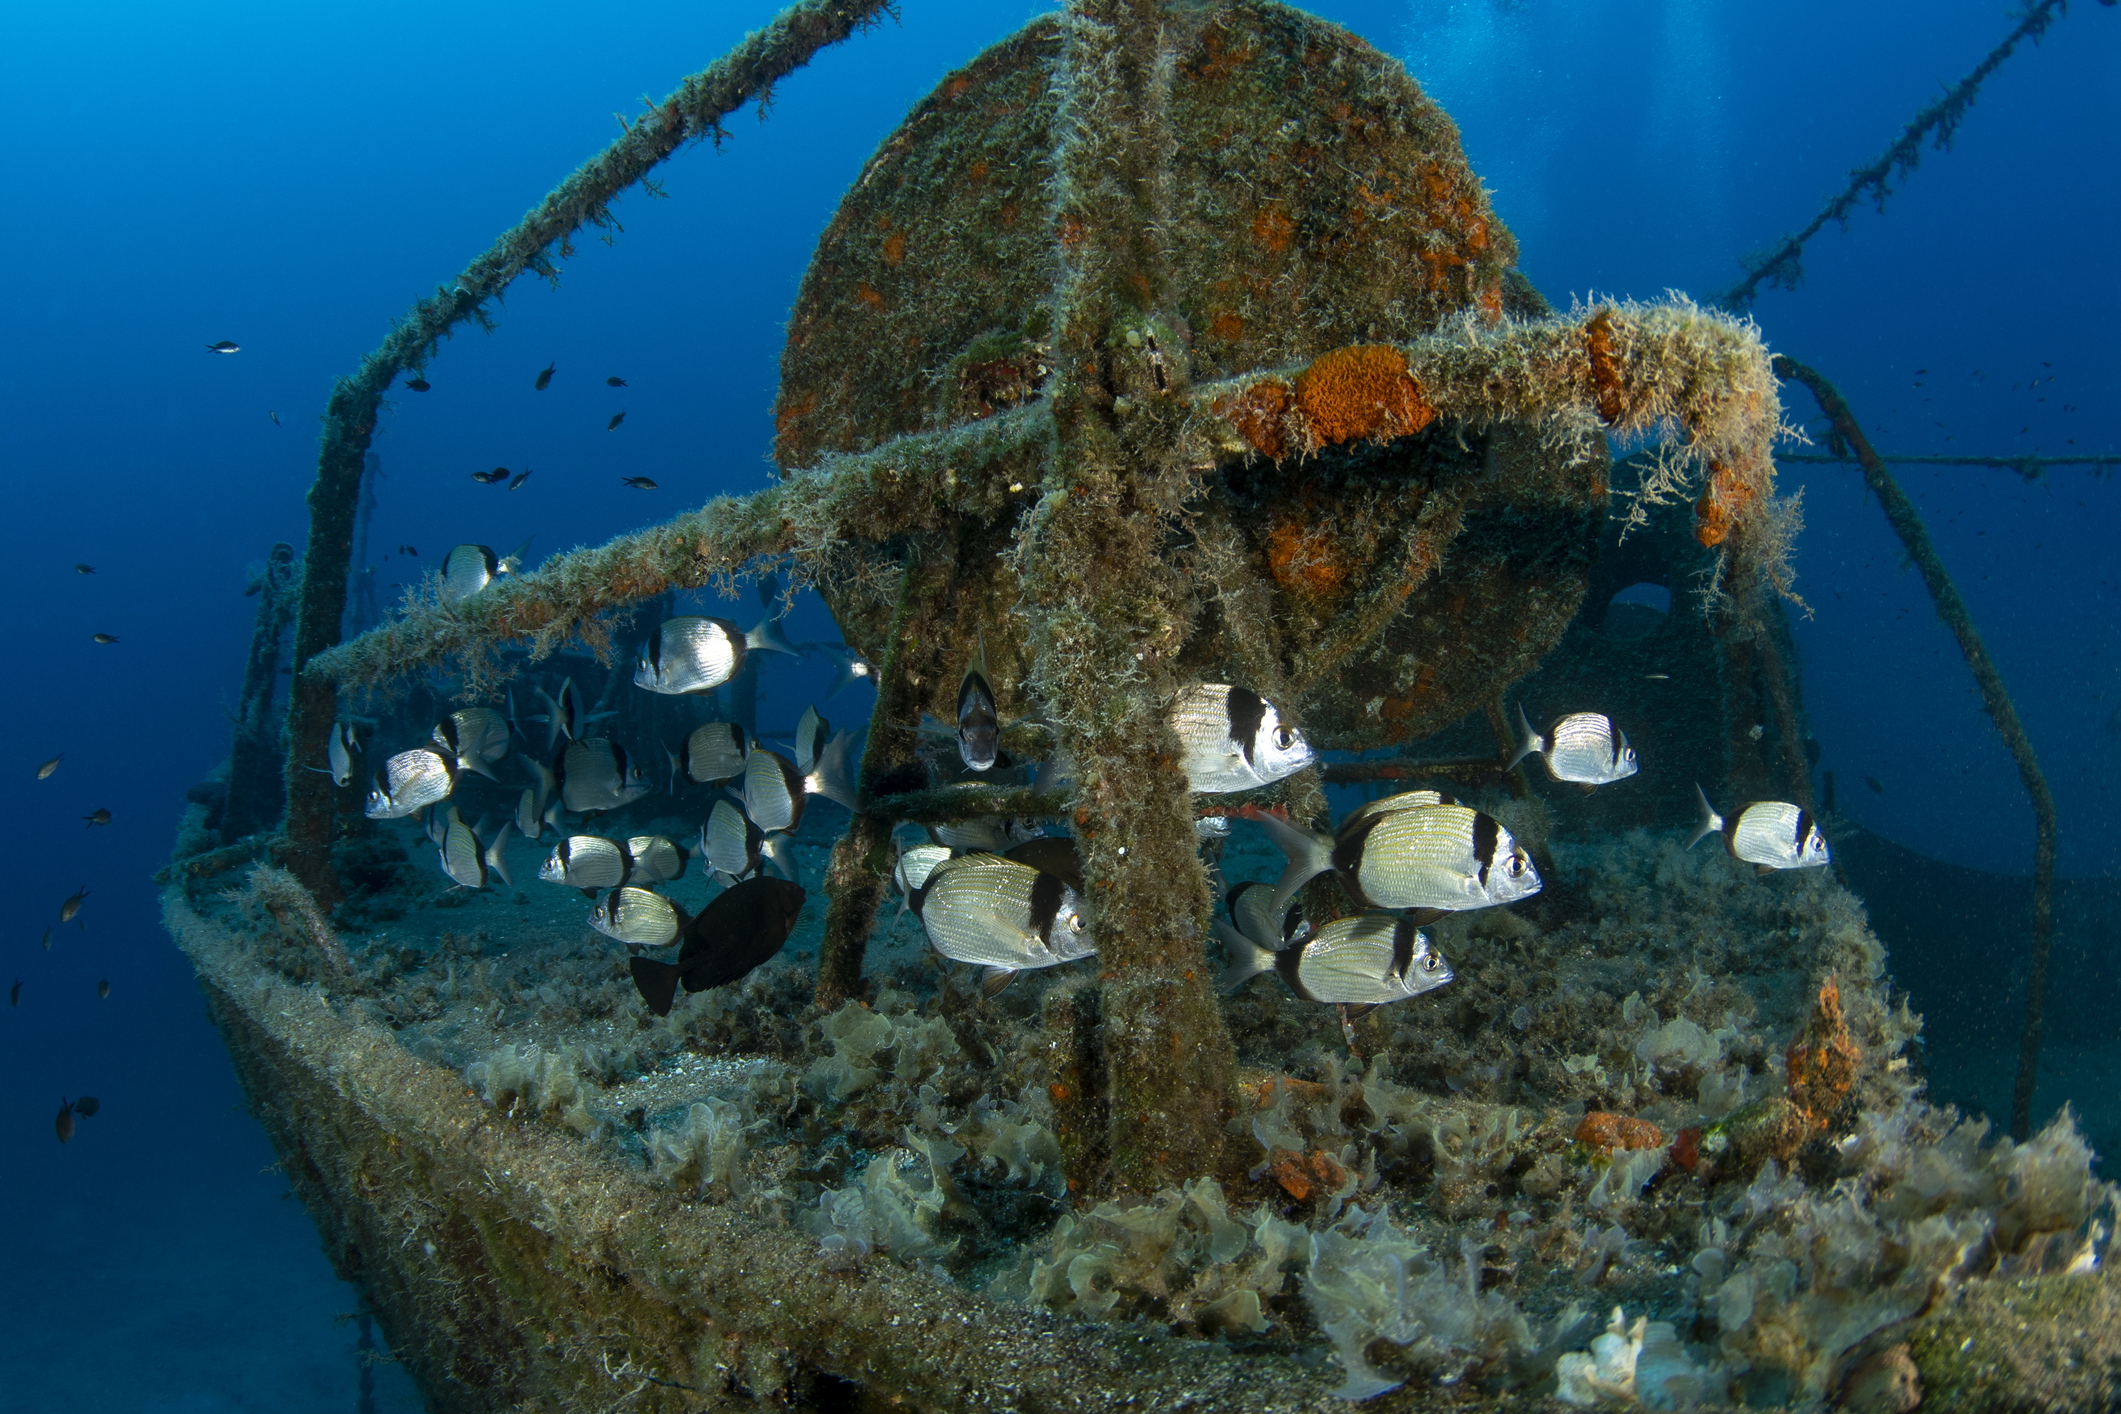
[[1509, 706, 1638, 787], [1689, 786, 1830, 871]]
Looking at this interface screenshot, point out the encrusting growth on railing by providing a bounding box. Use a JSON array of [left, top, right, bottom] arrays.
[[278, 0, 899, 904]]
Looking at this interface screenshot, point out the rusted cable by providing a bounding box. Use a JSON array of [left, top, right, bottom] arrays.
[[1775, 355, 2057, 1140]]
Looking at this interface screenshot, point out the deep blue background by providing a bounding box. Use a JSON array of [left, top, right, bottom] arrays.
[[1, 1, 2114, 1405]]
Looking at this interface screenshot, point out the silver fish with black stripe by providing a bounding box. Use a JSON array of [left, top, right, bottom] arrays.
[[634, 613, 797, 696], [1508, 706, 1638, 787], [539, 835, 632, 894], [555, 738, 651, 814], [364, 747, 456, 819], [1256, 800, 1541, 924], [439, 813, 513, 890], [1168, 684, 1313, 794], [1218, 911, 1452, 1007], [1689, 786, 1830, 871], [910, 854, 1095, 995], [590, 886, 691, 948]]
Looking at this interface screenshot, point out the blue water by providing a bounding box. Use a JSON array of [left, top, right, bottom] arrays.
[[1, 1, 2115, 1406]]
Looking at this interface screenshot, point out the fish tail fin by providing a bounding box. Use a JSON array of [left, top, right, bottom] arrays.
[[1252, 811, 1333, 924], [1505, 703, 1541, 772], [485, 820, 514, 888], [747, 613, 799, 658], [825, 658, 857, 700], [761, 834, 801, 886], [1687, 783, 1722, 850], [628, 957, 682, 1017], [1213, 920, 1278, 994], [807, 729, 861, 812]]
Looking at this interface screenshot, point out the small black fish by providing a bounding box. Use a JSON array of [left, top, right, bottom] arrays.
[[61, 885, 89, 922], [8, 978, 18, 1007], [470, 467, 508, 485], [1864, 774, 1884, 795], [534, 362, 555, 390], [96, 978, 109, 999], [73, 1096, 99, 1118], [607, 411, 626, 431], [628, 877, 807, 1016], [82, 808, 110, 827], [92, 633, 119, 644], [55, 1099, 74, 1144], [205, 340, 240, 354], [621, 475, 657, 489], [267, 410, 280, 426], [244, 580, 262, 597], [405, 375, 431, 392], [73, 564, 94, 575], [40, 930, 50, 951], [509, 469, 533, 490], [606, 376, 627, 387], [956, 639, 1000, 772]]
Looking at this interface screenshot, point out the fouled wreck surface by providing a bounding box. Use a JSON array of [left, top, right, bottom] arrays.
[[164, 0, 2119, 1409]]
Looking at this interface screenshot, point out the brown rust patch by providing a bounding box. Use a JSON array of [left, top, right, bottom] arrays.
[[1217, 378, 1293, 461], [1586, 307, 1626, 424], [1786, 975, 1859, 1128], [1292, 344, 1435, 450], [1574, 1111, 1664, 1157], [1250, 204, 1294, 255]]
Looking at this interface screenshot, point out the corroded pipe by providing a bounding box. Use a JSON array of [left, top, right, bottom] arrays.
[[278, 0, 899, 901], [1775, 355, 2057, 1140]]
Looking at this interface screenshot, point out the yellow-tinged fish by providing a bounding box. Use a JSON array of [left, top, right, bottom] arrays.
[[540, 835, 631, 894], [60, 885, 88, 923], [1218, 911, 1451, 1006], [1254, 800, 1540, 925], [438, 815, 513, 891], [36, 755, 61, 780], [433, 708, 510, 781], [671, 720, 748, 787], [911, 855, 1094, 994], [1689, 786, 1830, 872], [590, 886, 688, 948]]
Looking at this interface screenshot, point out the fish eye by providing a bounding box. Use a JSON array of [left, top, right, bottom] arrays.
[[1274, 725, 1296, 750], [1622, 747, 1636, 763], [1507, 854, 1526, 878]]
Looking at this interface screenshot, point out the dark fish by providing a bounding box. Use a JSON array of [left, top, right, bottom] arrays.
[[60, 885, 88, 923], [1508, 706, 1638, 787], [8, 978, 18, 1007], [439, 814, 513, 890], [268, 410, 280, 425], [628, 876, 807, 1016], [672, 721, 748, 786], [1003, 836, 1084, 894], [1168, 684, 1313, 794], [40, 930, 50, 951], [911, 856, 1094, 988], [556, 738, 651, 813], [956, 639, 1001, 772], [700, 799, 766, 882], [96, 978, 109, 999], [591, 886, 690, 948], [621, 475, 656, 489], [36, 755, 60, 779], [433, 708, 510, 782], [73, 564, 94, 575], [635, 615, 797, 695], [534, 362, 555, 390], [405, 375, 431, 392], [738, 736, 858, 833], [794, 704, 830, 774], [508, 469, 532, 490], [55, 1099, 74, 1144], [364, 747, 456, 819], [73, 1096, 98, 1118], [1864, 774, 1884, 795], [539, 834, 632, 893], [607, 411, 626, 431], [470, 467, 508, 484], [1219, 911, 1451, 1006], [606, 376, 627, 387], [1689, 786, 1830, 871], [205, 340, 240, 353], [1256, 800, 1541, 925], [92, 633, 119, 644], [81, 808, 110, 827]]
